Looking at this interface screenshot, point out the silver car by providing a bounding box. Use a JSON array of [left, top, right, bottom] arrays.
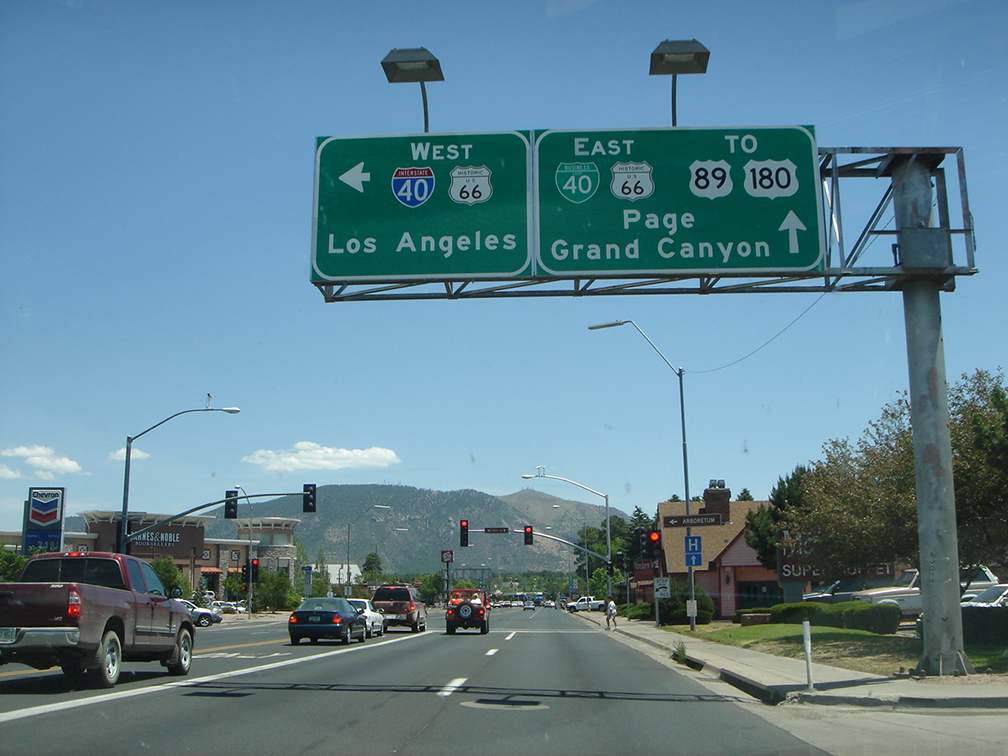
[[348, 598, 387, 637]]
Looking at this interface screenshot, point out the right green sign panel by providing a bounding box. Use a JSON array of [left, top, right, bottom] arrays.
[[534, 127, 824, 276]]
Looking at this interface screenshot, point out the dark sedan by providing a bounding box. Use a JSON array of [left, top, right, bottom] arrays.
[[288, 598, 367, 645]]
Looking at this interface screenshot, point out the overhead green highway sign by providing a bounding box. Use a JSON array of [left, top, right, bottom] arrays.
[[312, 132, 532, 282], [534, 126, 824, 276]]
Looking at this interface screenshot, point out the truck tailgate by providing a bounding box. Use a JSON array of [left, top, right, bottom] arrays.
[[0, 583, 78, 629]]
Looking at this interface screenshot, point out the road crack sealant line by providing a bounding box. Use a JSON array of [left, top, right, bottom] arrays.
[[0, 631, 433, 725]]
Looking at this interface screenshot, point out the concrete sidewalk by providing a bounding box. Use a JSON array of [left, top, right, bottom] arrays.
[[572, 609, 1008, 709]]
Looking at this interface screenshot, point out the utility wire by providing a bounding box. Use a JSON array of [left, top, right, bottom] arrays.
[[686, 292, 827, 375]]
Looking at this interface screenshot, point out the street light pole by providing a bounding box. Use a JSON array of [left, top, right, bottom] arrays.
[[119, 401, 240, 553], [523, 469, 611, 600], [347, 505, 391, 597], [589, 319, 697, 630]]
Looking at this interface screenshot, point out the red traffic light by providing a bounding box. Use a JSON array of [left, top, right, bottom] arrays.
[[524, 525, 533, 545], [648, 531, 660, 543]]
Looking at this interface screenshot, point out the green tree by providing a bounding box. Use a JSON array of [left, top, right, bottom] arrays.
[[744, 465, 807, 571], [254, 569, 299, 612], [792, 369, 1008, 572], [150, 555, 190, 597], [362, 552, 382, 583], [416, 572, 443, 605], [736, 487, 754, 501], [0, 550, 27, 581]]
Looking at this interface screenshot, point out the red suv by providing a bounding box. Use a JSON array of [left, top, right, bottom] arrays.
[[445, 588, 489, 635], [371, 584, 427, 633]]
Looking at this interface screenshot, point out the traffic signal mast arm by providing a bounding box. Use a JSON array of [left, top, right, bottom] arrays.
[[527, 528, 610, 563], [125, 489, 316, 544]]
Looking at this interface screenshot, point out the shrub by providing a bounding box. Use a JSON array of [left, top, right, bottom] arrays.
[[769, 602, 828, 624], [768, 601, 899, 634], [627, 601, 653, 621], [656, 580, 714, 626], [835, 601, 900, 634], [962, 606, 1008, 644]]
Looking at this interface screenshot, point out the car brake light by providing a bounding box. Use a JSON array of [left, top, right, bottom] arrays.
[[68, 589, 82, 619], [409, 603, 416, 611], [289, 616, 297, 623], [332, 616, 342, 624]]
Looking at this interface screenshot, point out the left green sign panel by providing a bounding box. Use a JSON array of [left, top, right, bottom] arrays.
[[312, 132, 532, 282]]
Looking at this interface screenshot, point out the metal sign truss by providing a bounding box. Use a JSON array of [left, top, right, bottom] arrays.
[[314, 147, 975, 302]]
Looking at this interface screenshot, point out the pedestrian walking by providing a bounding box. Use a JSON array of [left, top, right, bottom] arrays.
[[606, 598, 617, 630]]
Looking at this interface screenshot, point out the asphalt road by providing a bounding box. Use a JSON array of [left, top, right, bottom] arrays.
[[0, 606, 827, 756]]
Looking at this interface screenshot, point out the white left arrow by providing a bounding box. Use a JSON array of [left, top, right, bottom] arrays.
[[339, 162, 371, 192], [778, 210, 806, 254]]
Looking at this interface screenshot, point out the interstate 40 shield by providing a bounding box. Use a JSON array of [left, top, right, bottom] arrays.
[[312, 132, 531, 282], [534, 126, 824, 276]]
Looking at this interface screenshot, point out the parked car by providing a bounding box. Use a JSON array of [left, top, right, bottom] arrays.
[[961, 584, 1008, 607], [347, 598, 386, 637], [853, 566, 999, 617], [178, 599, 222, 627], [288, 597, 366, 645], [371, 584, 427, 632], [803, 576, 895, 604]]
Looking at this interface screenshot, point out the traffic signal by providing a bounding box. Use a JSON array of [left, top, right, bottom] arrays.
[[460, 519, 469, 547], [241, 563, 249, 582], [250, 558, 259, 582], [524, 525, 533, 545], [303, 483, 316, 513], [225, 489, 239, 519], [635, 527, 646, 555], [647, 530, 661, 556]]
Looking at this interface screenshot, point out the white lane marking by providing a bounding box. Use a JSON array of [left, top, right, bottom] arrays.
[[505, 631, 516, 641], [485, 648, 498, 656], [438, 677, 467, 697], [0, 631, 430, 725]]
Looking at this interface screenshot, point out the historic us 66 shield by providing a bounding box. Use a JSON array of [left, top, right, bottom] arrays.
[[610, 162, 654, 201], [449, 165, 493, 205], [555, 162, 599, 204]]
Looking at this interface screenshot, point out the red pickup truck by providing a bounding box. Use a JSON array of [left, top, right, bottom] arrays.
[[0, 551, 196, 687]]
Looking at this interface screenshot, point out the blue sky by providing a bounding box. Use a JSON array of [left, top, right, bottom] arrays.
[[1, 0, 1005, 533]]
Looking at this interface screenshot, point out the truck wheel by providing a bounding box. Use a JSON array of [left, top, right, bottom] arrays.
[[481, 620, 489, 635], [167, 628, 193, 676], [446, 624, 456, 635], [95, 630, 122, 688]]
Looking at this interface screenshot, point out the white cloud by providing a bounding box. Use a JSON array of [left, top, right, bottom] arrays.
[[109, 448, 151, 462], [0, 463, 22, 479], [242, 441, 401, 473], [1, 445, 83, 476]]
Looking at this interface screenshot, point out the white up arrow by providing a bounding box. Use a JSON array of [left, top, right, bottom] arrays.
[[339, 162, 371, 193], [778, 210, 806, 254]]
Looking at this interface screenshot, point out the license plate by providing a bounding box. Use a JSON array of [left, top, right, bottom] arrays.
[[394, 614, 407, 621], [308, 616, 320, 623], [0, 628, 16, 644]]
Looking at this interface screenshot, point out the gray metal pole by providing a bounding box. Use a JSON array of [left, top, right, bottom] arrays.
[[894, 156, 971, 676], [679, 368, 696, 632]]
